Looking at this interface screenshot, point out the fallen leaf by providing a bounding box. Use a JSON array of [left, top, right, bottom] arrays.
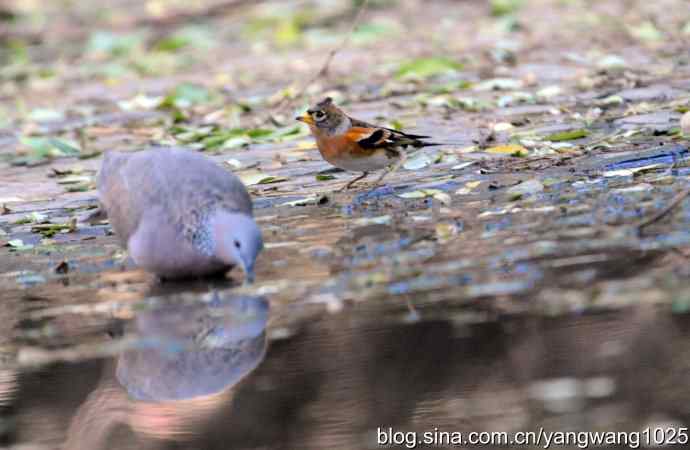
[[506, 179, 544, 200], [486, 144, 529, 156], [240, 171, 289, 186], [598, 95, 624, 106], [353, 215, 391, 226], [279, 195, 321, 207], [396, 57, 463, 80], [118, 94, 163, 111], [87, 30, 143, 57], [56, 175, 92, 185], [455, 180, 482, 195], [597, 55, 627, 70], [297, 141, 316, 150], [6, 239, 33, 250], [14, 212, 47, 224], [451, 161, 476, 170], [536, 86, 563, 99], [160, 83, 214, 109], [403, 153, 432, 170], [681, 111, 690, 137], [493, 122, 514, 132], [545, 129, 589, 142], [398, 189, 451, 205], [436, 222, 459, 242], [225, 159, 243, 170], [475, 78, 523, 91], [497, 92, 535, 107], [21, 137, 81, 160], [490, 0, 524, 16], [628, 21, 663, 43], [602, 165, 659, 177], [28, 108, 64, 122]]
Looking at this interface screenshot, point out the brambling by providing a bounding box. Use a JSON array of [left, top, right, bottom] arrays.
[[296, 97, 438, 190]]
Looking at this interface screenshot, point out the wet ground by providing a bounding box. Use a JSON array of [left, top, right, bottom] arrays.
[[1, 0, 690, 448]]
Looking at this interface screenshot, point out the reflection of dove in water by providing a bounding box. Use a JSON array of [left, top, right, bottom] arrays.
[[63, 295, 269, 450], [97, 148, 263, 282], [116, 294, 269, 401]]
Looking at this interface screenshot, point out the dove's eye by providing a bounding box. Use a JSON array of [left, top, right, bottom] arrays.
[[312, 110, 326, 121]]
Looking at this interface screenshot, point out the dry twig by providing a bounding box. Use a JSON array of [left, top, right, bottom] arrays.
[[636, 187, 690, 233], [274, 0, 370, 115]]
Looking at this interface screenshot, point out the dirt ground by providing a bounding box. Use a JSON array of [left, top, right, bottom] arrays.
[[1, 0, 690, 448]]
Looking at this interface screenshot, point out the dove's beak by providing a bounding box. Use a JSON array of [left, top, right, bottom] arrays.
[[240, 259, 255, 285]]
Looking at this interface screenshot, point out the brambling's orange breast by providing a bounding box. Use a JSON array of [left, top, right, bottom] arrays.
[[316, 134, 372, 161], [315, 134, 394, 172]]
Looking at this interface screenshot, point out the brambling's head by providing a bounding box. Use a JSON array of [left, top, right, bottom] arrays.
[[296, 97, 348, 135]]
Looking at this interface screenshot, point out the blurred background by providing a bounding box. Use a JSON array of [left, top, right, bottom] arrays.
[[1, 1, 690, 449]]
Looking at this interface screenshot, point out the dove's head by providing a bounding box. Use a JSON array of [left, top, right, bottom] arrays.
[[212, 211, 263, 284]]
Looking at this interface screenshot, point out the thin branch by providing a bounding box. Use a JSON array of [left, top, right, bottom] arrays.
[[274, 0, 370, 114], [636, 187, 690, 232]]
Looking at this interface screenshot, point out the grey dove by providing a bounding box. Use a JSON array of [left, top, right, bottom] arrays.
[[97, 148, 263, 282]]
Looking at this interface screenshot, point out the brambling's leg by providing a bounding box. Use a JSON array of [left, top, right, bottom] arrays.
[[338, 172, 369, 191], [372, 152, 407, 188]]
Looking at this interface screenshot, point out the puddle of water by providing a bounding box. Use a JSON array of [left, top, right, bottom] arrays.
[[8, 301, 690, 449]]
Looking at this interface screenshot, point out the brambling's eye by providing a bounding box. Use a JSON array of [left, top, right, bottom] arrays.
[[313, 110, 326, 121]]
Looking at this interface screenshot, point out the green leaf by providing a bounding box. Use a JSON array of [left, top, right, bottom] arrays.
[[545, 129, 589, 142], [49, 138, 81, 155], [396, 57, 463, 80], [14, 212, 46, 225], [316, 174, 335, 181], [274, 19, 302, 46], [246, 128, 275, 139], [87, 31, 143, 56], [398, 189, 451, 205], [6, 239, 33, 250], [20, 137, 81, 159], [628, 21, 663, 43], [221, 136, 251, 150], [490, 0, 524, 16], [388, 119, 404, 131], [65, 184, 92, 192], [153, 26, 217, 52], [429, 80, 473, 94], [153, 35, 190, 52], [351, 23, 397, 45], [160, 83, 213, 109], [28, 108, 64, 122]]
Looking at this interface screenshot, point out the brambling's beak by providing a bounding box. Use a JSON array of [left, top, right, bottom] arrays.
[[296, 113, 314, 126]]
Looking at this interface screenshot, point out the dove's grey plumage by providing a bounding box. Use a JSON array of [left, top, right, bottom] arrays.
[[97, 148, 262, 281]]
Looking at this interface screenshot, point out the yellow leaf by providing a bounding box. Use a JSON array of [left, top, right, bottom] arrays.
[[436, 223, 459, 242], [486, 144, 529, 156], [297, 140, 316, 150]]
